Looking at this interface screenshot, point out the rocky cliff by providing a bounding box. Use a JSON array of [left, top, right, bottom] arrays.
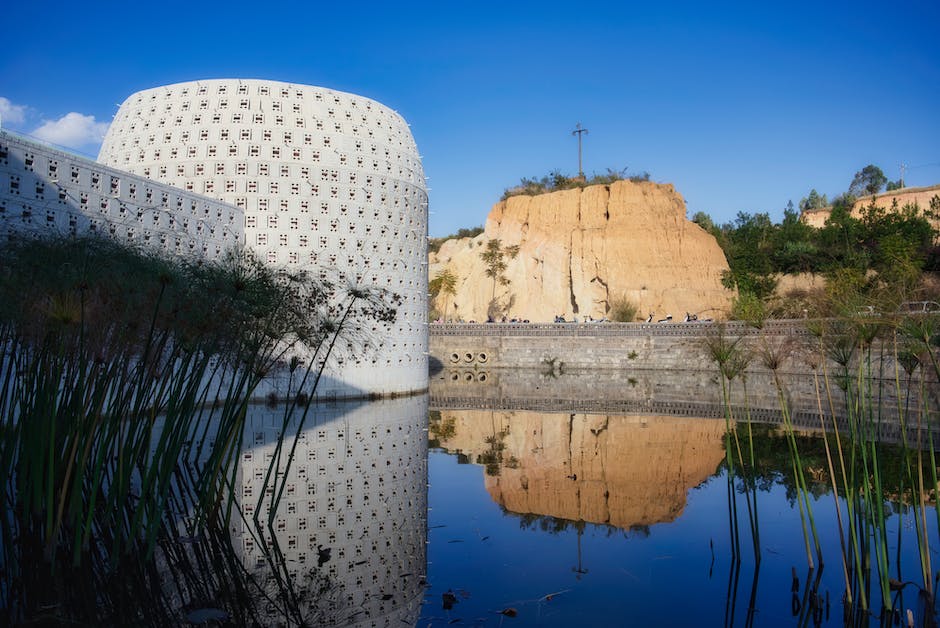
[[800, 184, 940, 230], [431, 410, 727, 528], [430, 180, 734, 322]]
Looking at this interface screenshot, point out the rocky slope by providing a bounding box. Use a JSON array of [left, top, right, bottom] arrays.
[[800, 184, 940, 229], [430, 180, 734, 322]]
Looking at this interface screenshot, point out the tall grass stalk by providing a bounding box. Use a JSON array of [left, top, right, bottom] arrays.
[[705, 327, 761, 562], [890, 329, 935, 603], [711, 311, 940, 620], [778, 374, 821, 570], [761, 336, 822, 571], [739, 376, 760, 563], [0, 236, 395, 623], [854, 337, 893, 610], [811, 361, 853, 605], [819, 326, 873, 612]]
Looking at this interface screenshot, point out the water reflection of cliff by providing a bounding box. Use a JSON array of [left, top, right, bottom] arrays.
[[431, 410, 726, 528]]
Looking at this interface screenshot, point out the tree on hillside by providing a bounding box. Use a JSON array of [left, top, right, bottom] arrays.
[[818, 203, 866, 270], [859, 199, 935, 291], [886, 179, 904, 191], [691, 211, 716, 232], [691, 211, 729, 252], [771, 205, 818, 273], [799, 189, 828, 212], [718, 212, 778, 299], [848, 164, 888, 197], [480, 239, 519, 318], [830, 192, 857, 213], [430, 268, 458, 322], [481, 238, 507, 302]]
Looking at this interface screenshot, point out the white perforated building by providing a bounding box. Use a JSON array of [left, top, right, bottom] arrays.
[[98, 79, 429, 398], [0, 130, 243, 260]]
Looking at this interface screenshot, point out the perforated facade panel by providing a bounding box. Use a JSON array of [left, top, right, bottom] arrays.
[[99, 80, 429, 397], [0, 131, 242, 260]]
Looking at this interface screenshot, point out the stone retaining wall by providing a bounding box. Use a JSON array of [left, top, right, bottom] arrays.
[[429, 320, 940, 432], [430, 320, 815, 373]]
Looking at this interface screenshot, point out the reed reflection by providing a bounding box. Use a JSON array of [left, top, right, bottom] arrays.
[[1, 396, 428, 626], [221, 396, 428, 626], [426, 390, 940, 626]]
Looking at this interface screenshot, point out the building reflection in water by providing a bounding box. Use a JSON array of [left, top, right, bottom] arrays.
[[224, 395, 428, 626], [430, 409, 726, 529]]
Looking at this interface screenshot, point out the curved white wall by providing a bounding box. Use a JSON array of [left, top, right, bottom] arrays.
[[0, 131, 242, 260], [99, 79, 428, 397]]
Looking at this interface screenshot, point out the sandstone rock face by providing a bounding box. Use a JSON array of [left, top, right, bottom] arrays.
[[431, 410, 727, 528], [799, 208, 830, 229], [430, 181, 734, 322], [773, 272, 827, 296], [800, 184, 940, 230]]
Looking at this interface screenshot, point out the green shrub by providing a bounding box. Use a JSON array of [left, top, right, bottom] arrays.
[[429, 226, 484, 254], [502, 168, 651, 200], [0, 236, 396, 622], [731, 291, 767, 328], [610, 296, 640, 322]]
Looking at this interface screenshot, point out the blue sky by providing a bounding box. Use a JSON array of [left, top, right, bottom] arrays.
[[1, 0, 937, 237]]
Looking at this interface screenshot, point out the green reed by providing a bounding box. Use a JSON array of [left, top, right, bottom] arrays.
[[705, 326, 760, 563], [0, 236, 395, 623], [765, 337, 824, 572], [807, 335, 855, 607], [709, 310, 940, 622]]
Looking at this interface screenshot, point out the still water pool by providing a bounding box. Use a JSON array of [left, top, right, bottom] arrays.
[[421, 408, 940, 627], [4, 393, 939, 626]]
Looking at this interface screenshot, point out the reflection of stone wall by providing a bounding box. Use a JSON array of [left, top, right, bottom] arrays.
[[431, 367, 940, 431], [434, 410, 726, 528]]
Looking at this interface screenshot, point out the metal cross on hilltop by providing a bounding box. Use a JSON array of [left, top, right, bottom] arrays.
[[572, 123, 589, 179]]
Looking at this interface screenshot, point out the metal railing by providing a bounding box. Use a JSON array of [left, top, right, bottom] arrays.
[[430, 319, 815, 338]]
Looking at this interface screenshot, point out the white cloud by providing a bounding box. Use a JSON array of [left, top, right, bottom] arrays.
[[0, 97, 27, 125], [31, 112, 109, 150]]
